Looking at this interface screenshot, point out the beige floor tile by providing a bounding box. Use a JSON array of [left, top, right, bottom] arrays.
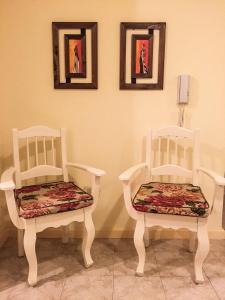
[[153, 239, 189, 252], [61, 275, 113, 300], [204, 251, 225, 278], [155, 249, 195, 277], [161, 276, 219, 300], [113, 248, 159, 276], [208, 277, 225, 300], [113, 275, 165, 300], [208, 239, 225, 253], [0, 279, 64, 300], [112, 238, 135, 253]]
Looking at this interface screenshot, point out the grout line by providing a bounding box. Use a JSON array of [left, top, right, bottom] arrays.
[[112, 240, 116, 300], [204, 271, 221, 300], [59, 279, 66, 300], [112, 274, 115, 300], [152, 241, 168, 300]]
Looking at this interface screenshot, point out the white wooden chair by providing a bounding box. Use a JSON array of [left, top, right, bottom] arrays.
[[119, 125, 225, 283], [0, 126, 105, 286]]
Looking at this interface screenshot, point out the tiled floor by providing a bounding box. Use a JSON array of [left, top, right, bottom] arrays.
[[0, 237, 225, 299]]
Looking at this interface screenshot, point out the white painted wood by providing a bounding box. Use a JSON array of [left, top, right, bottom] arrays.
[[0, 168, 24, 230], [195, 218, 209, 283], [18, 126, 61, 138], [134, 217, 145, 276], [61, 128, 69, 182], [118, 126, 225, 283], [0, 126, 106, 286], [118, 163, 147, 182], [121, 182, 141, 220], [90, 175, 100, 211], [175, 137, 178, 164], [146, 129, 152, 182], [51, 137, 55, 166], [13, 129, 22, 187], [26, 138, 30, 169], [198, 167, 225, 186], [166, 137, 170, 164], [82, 210, 95, 267], [35, 137, 39, 166], [66, 162, 106, 177], [153, 125, 194, 139], [35, 209, 85, 233], [158, 137, 161, 166], [193, 129, 200, 185], [152, 164, 192, 177], [43, 137, 47, 165], [21, 165, 63, 180], [17, 229, 25, 257], [23, 219, 37, 286], [145, 213, 198, 232]]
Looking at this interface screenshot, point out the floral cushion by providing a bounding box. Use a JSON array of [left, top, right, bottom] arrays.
[[132, 182, 209, 217], [15, 181, 93, 219]]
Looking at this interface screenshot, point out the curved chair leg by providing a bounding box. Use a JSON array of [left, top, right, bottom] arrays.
[[134, 217, 146, 276], [189, 231, 196, 253], [144, 227, 150, 248], [23, 220, 37, 286], [82, 211, 95, 268], [194, 218, 209, 283], [17, 229, 25, 257], [62, 226, 70, 244]]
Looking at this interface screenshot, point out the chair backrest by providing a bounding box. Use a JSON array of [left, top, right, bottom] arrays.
[[13, 126, 69, 188], [146, 126, 200, 185]]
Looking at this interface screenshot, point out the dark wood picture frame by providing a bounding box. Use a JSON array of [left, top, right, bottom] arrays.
[[64, 34, 87, 79], [120, 22, 166, 90], [52, 22, 97, 89], [131, 34, 153, 79]]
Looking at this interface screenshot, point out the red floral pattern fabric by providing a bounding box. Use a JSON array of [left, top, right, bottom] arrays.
[[132, 182, 209, 217], [15, 181, 93, 219]]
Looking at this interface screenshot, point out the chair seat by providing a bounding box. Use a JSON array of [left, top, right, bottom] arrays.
[[132, 182, 209, 217], [15, 181, 93, 219]]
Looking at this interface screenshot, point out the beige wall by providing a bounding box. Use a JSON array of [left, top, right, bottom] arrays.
[[0, 0, 225, 238]]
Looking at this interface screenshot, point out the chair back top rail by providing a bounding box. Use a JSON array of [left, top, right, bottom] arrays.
[[15, 126, 61, 139], [152, 125, 196, 139]]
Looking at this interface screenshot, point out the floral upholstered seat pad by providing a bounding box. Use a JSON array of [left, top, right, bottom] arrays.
[[15, 181, 93, 219], [132, 182, 209, 217]]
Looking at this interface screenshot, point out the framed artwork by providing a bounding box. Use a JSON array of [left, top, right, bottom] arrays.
[[131, 34, 153, 79], [120, 22, 166, 90], [64, 34, 86, 78], [52, 22, 97, 89]]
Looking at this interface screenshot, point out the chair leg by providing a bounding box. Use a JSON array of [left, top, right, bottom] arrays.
[[17, 229, 25, 257], [82, 211, 95, 268], [62, 226, 70, 244], [23, 220, 37, 286], [134, 218, 146, 276], [144, 227, 150, 248], [194, 218, 209, 283], [189, 232, 196, 253]]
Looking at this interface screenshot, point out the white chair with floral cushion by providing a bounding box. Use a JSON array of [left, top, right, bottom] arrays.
[[119, 125, 225, 283], [0, 126, 105, 286]]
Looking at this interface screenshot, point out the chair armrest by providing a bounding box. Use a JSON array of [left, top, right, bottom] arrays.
[[197, 167, 225, 186], [0, 167, 16, 191], [119, 163, 147, 182], [66, 162, 106, 177]]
